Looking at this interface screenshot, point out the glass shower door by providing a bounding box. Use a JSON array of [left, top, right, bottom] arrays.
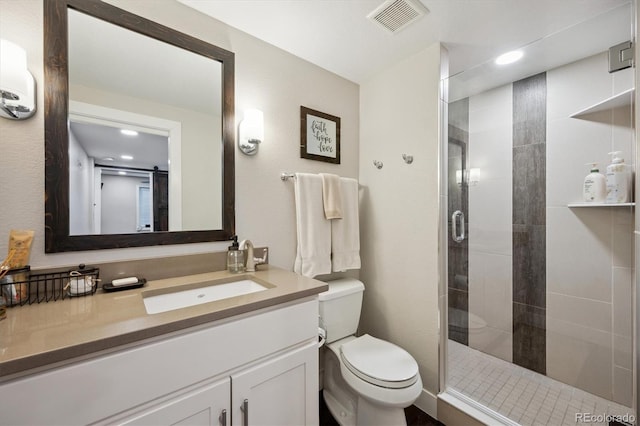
[[447, 99, 469, 348], [442, 4, 637, 425]]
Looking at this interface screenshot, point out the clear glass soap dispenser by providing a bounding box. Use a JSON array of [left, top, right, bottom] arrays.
[[227, 235, 245, 273]]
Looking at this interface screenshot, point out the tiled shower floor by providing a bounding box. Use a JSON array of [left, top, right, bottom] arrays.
[[448, 340, 635, 426]]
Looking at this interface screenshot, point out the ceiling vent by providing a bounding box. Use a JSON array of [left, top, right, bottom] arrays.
[[367, 0, 429, 34]]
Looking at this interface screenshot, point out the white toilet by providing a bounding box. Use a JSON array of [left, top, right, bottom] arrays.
[[319, 278, 422, 426]]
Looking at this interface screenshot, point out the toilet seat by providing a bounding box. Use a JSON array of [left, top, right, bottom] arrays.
[[340, 334, 419, 389]]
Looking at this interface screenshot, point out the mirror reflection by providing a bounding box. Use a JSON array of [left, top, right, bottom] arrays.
[[44, 0, 235, 252], [69, 119, 170, 234], [67, 8, 223, 236]]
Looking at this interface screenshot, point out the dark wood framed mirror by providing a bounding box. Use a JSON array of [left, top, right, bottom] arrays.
[[44, 0, 235, 252]]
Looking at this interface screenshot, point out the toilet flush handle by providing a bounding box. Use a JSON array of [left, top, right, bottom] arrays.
[[318, 326, 326, 348]]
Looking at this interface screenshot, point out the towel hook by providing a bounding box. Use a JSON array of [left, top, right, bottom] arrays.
[[373, 160, 383, 169], [402, 154, 414, 164]]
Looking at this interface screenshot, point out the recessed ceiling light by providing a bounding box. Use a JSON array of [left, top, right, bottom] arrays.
[[121, 155, 133, 160], [495, 50, 523, 65], [120, 129, 138, 136], [118, 171, 127, 175]]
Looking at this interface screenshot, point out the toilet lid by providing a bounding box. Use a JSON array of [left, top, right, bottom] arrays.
[[340, 334, 419, 389]]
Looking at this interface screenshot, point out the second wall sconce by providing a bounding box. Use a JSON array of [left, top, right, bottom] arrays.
[[238, 108, 264, 155], [0, 39, 36, 120]]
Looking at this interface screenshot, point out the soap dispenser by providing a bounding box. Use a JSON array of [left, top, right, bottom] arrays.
[[605, 151, 631, 203], [227, 236, 245, 273], [583, 163, 606, 203]]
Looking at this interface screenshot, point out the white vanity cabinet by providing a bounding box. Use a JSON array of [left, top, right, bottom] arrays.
[[0, 298, 319, 426], [119, 377, 231, 425], [231, 342, 316, 426], [116, 341, 317, 426]]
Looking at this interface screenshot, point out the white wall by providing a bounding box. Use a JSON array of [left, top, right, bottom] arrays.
[[0, 0, 359, 269], [180, 112, 220, 231], [100, 174, 143, 234], [68, 128, 93, 235], [359, 43, 443, 416], [467, 84, 513, 362], [546, 52, 634, 405]]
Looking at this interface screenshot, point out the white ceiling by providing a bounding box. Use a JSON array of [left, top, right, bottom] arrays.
[[70, 121, 169, 171], [179, 0, 632, 84]]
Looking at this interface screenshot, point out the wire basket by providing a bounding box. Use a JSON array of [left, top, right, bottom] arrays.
[[0, 264, 99, 307]]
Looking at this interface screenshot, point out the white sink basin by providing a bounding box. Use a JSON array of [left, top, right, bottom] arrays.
[[143, 278, 270, 314]]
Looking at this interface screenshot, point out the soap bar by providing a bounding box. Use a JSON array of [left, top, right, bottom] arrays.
[[112, 277, 139, 287]]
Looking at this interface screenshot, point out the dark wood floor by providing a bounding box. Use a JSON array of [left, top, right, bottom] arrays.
[[319, 392, 444, 426]]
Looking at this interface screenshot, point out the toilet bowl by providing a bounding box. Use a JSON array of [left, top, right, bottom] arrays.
[[319, 279, 422, 426]]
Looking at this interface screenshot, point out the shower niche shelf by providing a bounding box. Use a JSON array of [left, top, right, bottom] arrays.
[[569, 88, 634, 118], [568, 202, 635, 208]]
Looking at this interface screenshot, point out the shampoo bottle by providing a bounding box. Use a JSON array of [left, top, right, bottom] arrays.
[[583, 163, 606, 203], [605, 151, 631, 203]]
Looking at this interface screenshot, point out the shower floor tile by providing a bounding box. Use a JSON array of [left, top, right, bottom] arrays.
[[448, 340, 635, 426]]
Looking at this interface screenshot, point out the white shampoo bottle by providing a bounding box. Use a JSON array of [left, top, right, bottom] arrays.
[[583, 163, 606, 202], [605, 151, 631, 203]]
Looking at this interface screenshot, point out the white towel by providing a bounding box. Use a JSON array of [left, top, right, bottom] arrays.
[[294, 173, 332, 278], [331, 178, 361, 272], [320, 173, 343, 219]]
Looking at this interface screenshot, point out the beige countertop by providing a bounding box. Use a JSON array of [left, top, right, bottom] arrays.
[[0, 266, 327, 379]]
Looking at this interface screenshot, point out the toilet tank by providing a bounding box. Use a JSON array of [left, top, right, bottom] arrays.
[[318, 278, 365, 344]]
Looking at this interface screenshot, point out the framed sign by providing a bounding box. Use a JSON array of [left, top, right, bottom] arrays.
[[300, 106, 340, 164]]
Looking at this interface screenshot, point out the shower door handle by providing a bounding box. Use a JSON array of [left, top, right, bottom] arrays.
[[452, 210, 465, 243]]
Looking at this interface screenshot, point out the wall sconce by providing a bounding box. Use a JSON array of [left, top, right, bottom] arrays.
[[456, 168, 481, 186], [238, 108, 264, 155], [468, 168, 480, 186], [0, 39, 36, 120]]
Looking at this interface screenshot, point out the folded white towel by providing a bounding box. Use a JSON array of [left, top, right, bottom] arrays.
[[332, 177, 361, 272], [320, 173, 343, 220], [294, 173, 332, 278]]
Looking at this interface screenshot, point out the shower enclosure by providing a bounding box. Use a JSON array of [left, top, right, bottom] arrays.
[[441, 4, 637, 425]]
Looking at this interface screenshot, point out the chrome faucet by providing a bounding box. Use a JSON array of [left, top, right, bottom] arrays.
[[239, 240, 268, 272], [239, 239, 255, 272]]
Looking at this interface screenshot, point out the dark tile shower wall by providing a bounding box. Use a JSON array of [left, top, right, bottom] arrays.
[[448, 98, 469, 346], [512, 72, 547, 374]]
